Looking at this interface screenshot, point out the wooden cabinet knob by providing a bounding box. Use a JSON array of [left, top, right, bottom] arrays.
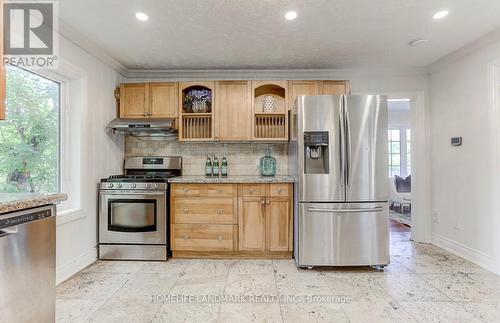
[[260, 199, 265, 205], [183, 235, 189, 240], [277, 188, 282, 193], [250, 188, 255, 193], [218, 236, 223, 241], [217, 188, 223, 193], [217, 208, 224, 214], [266, 199, 270, 204], [183, 208, 189, 214], [183, 188, 189, 192]]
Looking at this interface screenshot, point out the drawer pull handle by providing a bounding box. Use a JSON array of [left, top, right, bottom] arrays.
[[218, 236, 223, 241], [183, 188, 189, 193], [183, 235, 190, 240], [217, 208, 224, 214], [217, 188, 223, 193], [277, 188, 282, 193], [260, 199, 265, 205], [250, 188, 254, 193], [266, 199, 270, 204], [183, 208, 189, 214]]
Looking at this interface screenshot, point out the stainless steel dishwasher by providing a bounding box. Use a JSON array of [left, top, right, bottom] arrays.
[[0, 205, 56, 323]]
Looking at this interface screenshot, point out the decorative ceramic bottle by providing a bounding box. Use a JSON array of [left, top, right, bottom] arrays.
[[205, 155, 212, 177], [260, 147, 276, 177], [221, 156, 228, 177]]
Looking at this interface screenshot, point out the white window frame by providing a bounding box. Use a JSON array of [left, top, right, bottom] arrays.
[[388, 126, 411, 178]]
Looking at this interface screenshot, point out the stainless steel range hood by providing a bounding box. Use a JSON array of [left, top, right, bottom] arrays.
[[107, 118, 178, 138]]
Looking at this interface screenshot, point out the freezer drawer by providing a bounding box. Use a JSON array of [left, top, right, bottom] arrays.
[[297, 202, 389, 266]]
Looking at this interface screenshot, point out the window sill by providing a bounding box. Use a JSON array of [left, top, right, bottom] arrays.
[[56, 207, 85, 226]]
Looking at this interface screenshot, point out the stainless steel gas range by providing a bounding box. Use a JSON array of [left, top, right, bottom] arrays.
[[98, 156, 181, 261]]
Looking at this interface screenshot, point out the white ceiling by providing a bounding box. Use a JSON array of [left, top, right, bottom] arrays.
[[59, 0, 500, 70]]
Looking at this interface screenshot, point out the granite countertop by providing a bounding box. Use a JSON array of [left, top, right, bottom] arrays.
[[0, 193, 68, 214], [168, 175, 296, 184]]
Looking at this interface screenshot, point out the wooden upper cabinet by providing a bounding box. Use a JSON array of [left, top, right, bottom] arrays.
[[238, 196, 266, 251], [288, 80, 320, 109], [149, 82, 178, 118], [320, 80, 351, 95], [119, 82, 178, 119], [215, 80, 252, 141], [119, 83, 149, 118]]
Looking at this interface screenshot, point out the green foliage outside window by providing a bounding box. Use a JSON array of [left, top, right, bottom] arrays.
[[0, 66, 60, 193]]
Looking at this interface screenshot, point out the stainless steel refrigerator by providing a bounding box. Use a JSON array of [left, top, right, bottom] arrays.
[[289, 95, 389, 268]]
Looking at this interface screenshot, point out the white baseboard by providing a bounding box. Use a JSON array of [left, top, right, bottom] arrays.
[[56, 247, 97, 285], [431, 233, 499, 274]]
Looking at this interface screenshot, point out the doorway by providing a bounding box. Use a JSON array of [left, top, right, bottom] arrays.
[[387, 98, 412, 239]]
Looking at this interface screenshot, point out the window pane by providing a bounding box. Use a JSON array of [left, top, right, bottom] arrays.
[[0, 66, 60, 194], [406, 129, 411, 141], [390, 129, 400, 141], [391, 142, 400, 154], [391, 154, 400, 166]]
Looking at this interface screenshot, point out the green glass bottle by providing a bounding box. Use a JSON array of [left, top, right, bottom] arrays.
[[221, 156, 228, 177], [213, 156, 220, 178], [205, 155, 212, 177], [260, 147, 276, 177]]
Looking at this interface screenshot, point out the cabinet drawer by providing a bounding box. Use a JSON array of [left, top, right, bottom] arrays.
[[172, 184, 202, 197], [172, 224, 236, 251], [173, 197, 235, 224], [239, 184, 265, 196], [270, 184, 290, 197], [205, 184, 234, 197]]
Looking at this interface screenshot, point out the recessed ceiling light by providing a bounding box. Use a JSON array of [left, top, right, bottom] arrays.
[[433, 10, 449, 20], [409, 38, 428, 47], [136, 12, 149, 21], [285, 11, 297, 20]]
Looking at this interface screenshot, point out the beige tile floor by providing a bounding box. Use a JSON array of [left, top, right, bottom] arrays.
[[57, 230, 500, 323]]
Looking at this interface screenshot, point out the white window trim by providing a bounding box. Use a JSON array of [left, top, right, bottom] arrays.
[[35, 62, 85, 221]]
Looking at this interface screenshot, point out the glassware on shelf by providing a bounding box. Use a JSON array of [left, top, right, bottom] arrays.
[[260, 147, 277, 177]]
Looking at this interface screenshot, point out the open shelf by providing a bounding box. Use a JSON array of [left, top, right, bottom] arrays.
[[179, 81, 215, 141], [254, 114, 286, 139], [252, 81, 288, 141], [181, 114, 212, 140]]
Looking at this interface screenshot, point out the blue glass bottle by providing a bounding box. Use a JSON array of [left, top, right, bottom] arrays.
[[260, 147, 276, 177]]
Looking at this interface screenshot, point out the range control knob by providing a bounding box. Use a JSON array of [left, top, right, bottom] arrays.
[[116, 184, 122, 188], [130, 183, 137, 188], [154, 183, 160, 189], [108, 183, 114, 188]]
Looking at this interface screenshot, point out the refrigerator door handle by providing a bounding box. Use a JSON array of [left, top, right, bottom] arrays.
[[344, 96, 352, 187], [339, 98, 346, 187], [307, 207, 384, 213]]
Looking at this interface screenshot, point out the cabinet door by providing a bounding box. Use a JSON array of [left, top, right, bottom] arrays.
[[215, 81, 252, 140], [238, 196, 266, 251], [320, 80, 351, 95], [120, 83, 148, 118], [288, 81, 320, 109], [149, 82, 178, 118], [266, 197, 292, 252]]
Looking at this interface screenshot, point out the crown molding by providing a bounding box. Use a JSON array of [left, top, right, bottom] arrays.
[[58, 21, 128, 77], [125, 67, 428, 81]]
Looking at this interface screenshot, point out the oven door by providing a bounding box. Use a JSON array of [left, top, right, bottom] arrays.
[[99, 190, 166, 244]]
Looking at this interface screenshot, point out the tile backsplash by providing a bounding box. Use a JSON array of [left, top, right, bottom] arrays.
[[126, 137, 289, 176]]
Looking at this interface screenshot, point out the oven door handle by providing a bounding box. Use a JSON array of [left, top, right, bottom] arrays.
[[100, 190, 166, 195]]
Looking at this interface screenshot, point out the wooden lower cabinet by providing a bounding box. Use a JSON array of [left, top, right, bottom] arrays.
[[170, 183, 293, 258], [266, 197, 292, 252], [238, 196, 266, 251]]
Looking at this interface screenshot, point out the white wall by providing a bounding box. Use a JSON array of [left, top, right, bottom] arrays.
[[428, 29, 500, 274], [53, 36, 124, 283]]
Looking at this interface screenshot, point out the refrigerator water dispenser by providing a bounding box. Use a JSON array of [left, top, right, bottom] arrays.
[[304, 131, 329, 174]]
